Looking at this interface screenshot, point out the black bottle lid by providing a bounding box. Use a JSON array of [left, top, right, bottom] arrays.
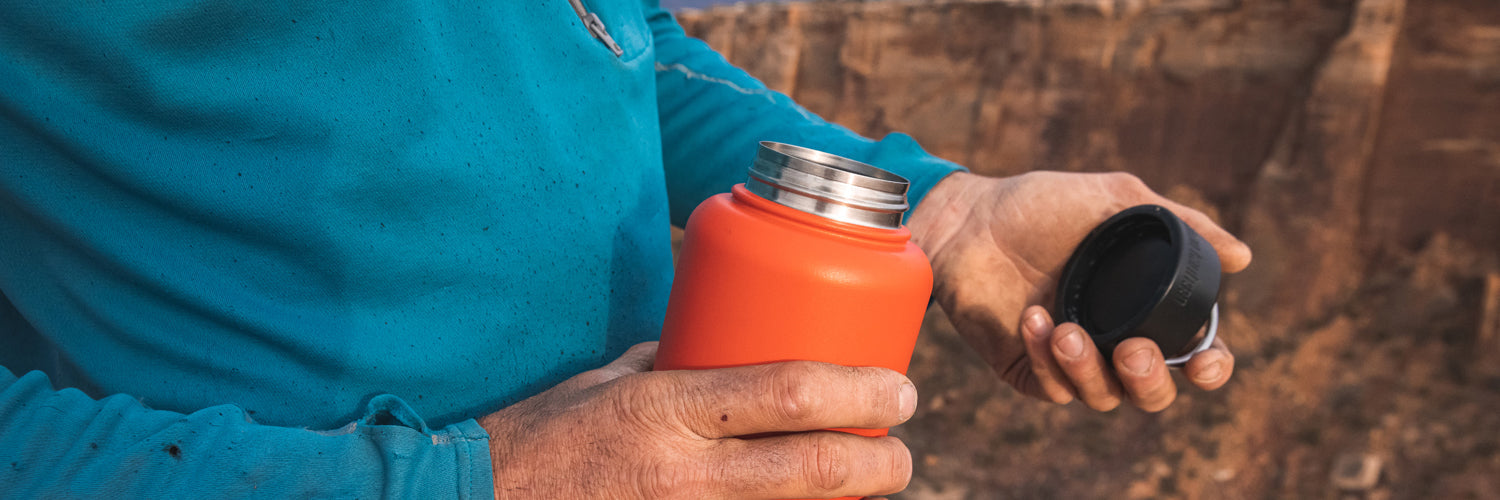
[[1055, 205, 1221, 365]]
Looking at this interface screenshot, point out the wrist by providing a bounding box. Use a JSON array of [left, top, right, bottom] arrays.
[[906, 171, 981, 258], [479, 412, 529, 499]]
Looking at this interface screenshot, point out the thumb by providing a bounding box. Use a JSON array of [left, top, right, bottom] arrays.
[[601, 341, 659, 377], [557, 342, 659, 391], [1157, 200, 1253, 273]]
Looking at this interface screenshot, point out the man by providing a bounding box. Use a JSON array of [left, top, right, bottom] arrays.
[[0, 1, 1249, 498]]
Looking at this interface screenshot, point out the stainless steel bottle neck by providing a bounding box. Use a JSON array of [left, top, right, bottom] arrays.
[[745, 142, 910, 230]]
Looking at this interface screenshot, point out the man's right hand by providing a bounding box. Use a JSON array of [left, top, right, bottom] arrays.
[[479, 342, 917, 499]]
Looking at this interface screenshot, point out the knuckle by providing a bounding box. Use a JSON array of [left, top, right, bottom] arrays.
[[611, 374, 683, 432], [636, 460, 700, 499], [803, 434, 851, 492], [768, 363, 824, 424]]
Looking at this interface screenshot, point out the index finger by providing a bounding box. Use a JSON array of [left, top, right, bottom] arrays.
[[644, 361, 917, 439]]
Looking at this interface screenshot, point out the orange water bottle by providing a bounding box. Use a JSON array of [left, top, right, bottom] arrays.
[[655, 142, 934, 500]]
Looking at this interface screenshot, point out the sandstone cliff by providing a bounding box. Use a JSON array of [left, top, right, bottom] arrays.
[[678, 1, 1499, 498]]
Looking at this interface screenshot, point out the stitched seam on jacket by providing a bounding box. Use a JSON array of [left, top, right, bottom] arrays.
[[653, 62, 823, 123]]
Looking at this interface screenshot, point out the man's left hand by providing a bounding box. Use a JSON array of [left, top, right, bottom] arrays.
[[906, 171, 1253, 412]]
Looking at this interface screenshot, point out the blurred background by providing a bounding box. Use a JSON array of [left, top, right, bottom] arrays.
[[668, 0, 1499, 498]]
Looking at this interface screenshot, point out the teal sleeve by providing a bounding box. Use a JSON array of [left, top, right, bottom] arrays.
[[0, 368, 494, 499], [647, 7, 967, 227]]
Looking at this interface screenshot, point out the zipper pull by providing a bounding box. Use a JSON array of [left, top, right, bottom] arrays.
[[566, 0, 623, 57], [581, 12, 624, 57]]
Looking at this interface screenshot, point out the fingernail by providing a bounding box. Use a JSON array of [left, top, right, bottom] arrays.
[[1024, 311, 1048, 335], [1193, 361, 1223, 383], [1056, 329, 1085, 359], [898, 381, 918, 421], [1122, 349, 1153, 376]]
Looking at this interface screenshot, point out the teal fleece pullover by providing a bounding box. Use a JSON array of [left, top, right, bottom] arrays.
[[0, 0, 963, 496]]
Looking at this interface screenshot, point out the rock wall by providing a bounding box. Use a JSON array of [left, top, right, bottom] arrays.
[[677, 1, 1499, 498]]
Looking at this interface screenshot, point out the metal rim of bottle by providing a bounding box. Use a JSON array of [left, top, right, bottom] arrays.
[[746, 142, 911, 230], [1164, 303, 1218, 367]]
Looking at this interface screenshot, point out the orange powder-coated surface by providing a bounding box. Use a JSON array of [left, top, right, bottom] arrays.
[[656, 185, 933, 500], [656, 182, 932, 448], [657, 184, 933, 376]]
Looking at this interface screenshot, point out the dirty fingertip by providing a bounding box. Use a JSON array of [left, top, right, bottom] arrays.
[[1023, 306, 1052, 336]]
